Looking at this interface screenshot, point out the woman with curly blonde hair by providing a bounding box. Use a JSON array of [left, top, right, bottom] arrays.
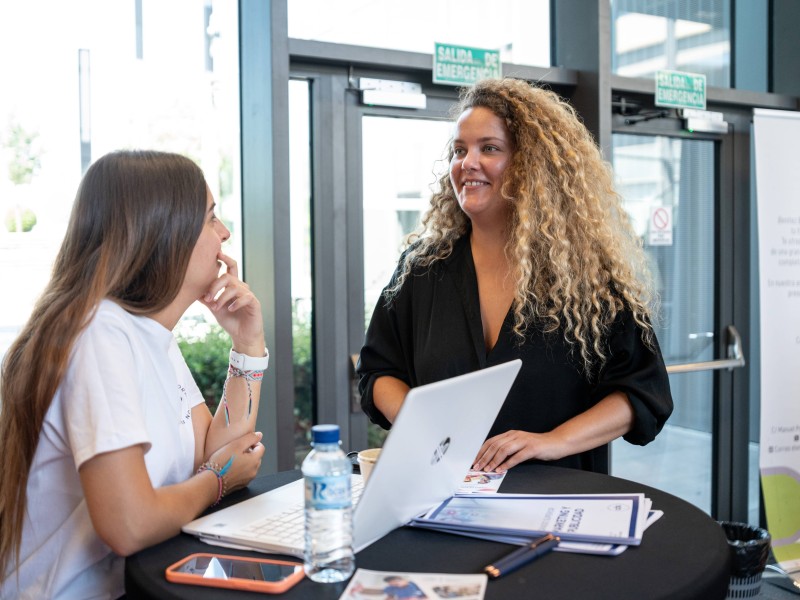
[[358, 78, 673, 473]]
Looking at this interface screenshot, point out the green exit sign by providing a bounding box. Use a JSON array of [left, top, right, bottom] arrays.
[[655, 70, 706, 110], [433, 43, 502, 86]]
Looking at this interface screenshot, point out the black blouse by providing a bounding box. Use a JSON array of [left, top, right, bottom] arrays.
[[357, 235, 674, 473]]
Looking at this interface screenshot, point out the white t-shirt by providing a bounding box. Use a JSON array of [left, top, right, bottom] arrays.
[[1, 300, 205, 600]]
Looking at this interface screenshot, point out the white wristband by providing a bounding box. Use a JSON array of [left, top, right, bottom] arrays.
[[229, 348, 269, 371]]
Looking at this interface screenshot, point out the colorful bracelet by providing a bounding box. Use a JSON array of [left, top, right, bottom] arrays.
[[197, 456, 234, 506], [219, 349, 268, 427], [219, 365, 263, 426]]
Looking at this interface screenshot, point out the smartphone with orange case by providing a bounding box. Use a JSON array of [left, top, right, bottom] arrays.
[[165, 552, 305, 594]]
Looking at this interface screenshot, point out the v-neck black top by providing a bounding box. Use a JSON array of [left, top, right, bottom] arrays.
[[357, 235, 673, 473]]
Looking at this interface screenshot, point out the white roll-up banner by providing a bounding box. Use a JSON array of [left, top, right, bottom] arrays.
[[754, 107, 800, 575]]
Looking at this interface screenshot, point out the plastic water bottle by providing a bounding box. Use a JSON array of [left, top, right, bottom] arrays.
[[302, 424, 355, 582]]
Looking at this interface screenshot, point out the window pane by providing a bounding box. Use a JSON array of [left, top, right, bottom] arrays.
[[289, 0, 550, 68], [1, 0, 240, 365], [612, 0, 731, 87], [289, 79, 314, 466], [361, 115, 452, 448], [361, 116, 453, 324]]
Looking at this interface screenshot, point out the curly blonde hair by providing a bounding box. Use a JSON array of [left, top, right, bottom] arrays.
[[387, 78, 656, 374]]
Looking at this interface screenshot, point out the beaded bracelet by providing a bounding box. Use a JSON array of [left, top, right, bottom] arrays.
[[197, 456, 234, 506]]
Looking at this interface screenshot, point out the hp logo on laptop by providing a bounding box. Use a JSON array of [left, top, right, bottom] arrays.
[[430, 437, 451, 465]]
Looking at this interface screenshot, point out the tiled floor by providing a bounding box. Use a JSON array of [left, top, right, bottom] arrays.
[[611, 422, 761, 522], [612, 423, 714, 513]]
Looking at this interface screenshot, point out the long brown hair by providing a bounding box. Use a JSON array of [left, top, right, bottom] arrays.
[[0, 150, 207, 581], [388, 78, 655, 374]]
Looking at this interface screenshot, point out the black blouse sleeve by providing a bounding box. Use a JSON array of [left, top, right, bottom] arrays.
[[357, 264, 415, 430], [593, 310, 674, 446]]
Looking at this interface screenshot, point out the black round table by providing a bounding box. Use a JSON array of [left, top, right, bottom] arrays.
[[125, 464, 731, 599]]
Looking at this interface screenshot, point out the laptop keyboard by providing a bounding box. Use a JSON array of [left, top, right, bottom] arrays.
[[241, 506, 306, 544], [238, 477, 365, 546]]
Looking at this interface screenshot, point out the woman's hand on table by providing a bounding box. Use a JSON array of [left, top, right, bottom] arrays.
[[473, 430, 564, 472]]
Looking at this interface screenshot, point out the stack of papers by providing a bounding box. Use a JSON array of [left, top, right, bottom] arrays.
[[410, 492, 662, 556]]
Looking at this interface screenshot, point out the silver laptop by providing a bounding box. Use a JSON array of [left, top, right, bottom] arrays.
[[182, 359, 522, 557]]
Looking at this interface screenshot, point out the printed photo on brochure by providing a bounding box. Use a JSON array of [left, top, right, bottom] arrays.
[[457, 470, 507, 494], [340, 568, 488, 600]]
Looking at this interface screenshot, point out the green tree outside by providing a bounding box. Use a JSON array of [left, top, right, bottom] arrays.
[[3, 119, 42, 233]]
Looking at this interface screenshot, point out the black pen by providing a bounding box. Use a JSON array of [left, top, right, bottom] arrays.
[[484, 534, 560, 579]]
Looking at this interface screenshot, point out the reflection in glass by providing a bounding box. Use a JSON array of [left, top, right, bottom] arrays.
[[611, 134, 715, 514], [612, 0, 731, 87], [289, 0, 550, 68]]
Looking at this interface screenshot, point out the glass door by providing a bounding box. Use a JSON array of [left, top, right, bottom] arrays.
[[610, 132, 745, 519], [610, 134, 714, 512]]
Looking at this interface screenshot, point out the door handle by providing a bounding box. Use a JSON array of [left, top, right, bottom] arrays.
[[666, 325, 746, 374], [688, 331, 714, 339]]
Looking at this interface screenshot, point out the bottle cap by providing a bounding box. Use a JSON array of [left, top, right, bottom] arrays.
[[311, 424, 340, 444]]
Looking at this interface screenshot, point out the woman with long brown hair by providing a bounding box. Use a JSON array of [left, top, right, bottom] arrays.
[[0, 150, 267, 599], [358, 78, 673, 473]]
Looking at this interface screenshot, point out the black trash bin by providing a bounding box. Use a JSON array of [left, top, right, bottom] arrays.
[[718, 521, 771, 599]]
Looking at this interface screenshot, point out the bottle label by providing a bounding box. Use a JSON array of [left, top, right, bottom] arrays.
[[305, 474, 351, 509]]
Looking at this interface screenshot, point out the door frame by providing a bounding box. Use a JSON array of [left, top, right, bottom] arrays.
[[290, 62, 461, 452]]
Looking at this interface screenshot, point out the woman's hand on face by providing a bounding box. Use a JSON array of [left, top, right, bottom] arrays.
[[472, 430, 564, 473], [200, 251, 265, 355], [206, 431, 266, 494]]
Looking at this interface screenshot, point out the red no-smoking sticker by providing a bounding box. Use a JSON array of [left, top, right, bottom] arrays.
[[649, 206, 673, 246]]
